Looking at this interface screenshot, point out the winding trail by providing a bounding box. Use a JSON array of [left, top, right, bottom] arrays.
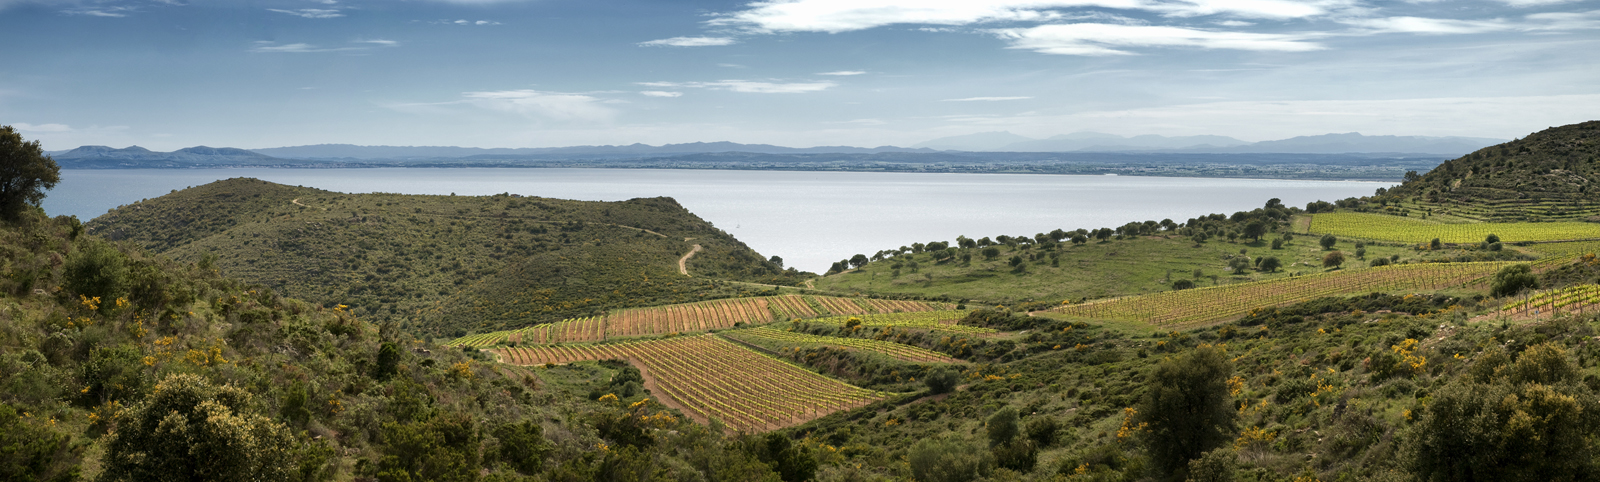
[[678, 244, 703, 276]]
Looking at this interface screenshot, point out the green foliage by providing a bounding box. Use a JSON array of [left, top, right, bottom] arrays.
[[908, 436, 993, 482], [63, 238, 130, 303], [1138, 345, 1236, 477], [367, 413, 483, 482], [0, 126, 60, 222], [1319, 233, 1337, 250], [492, 421, 549, 475], [1322, 250, 1344, 268], [925, 367, 959, 394], [1382, 121, 1600, 222], [987, 406, 1020, 447], [375, 341, 401, 380], [758, 433, 818, 482], [1186, 448, 1237, 482], [1490, 263, 1539, 297], [0, 402, 80, 482], [1405, 344, 1599, 481], [100, 374, 297, 482], [79, 345, 146, 406], [1173, 279, 1195, 290]]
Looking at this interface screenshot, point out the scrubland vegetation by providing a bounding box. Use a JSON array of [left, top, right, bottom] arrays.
[[6, 122, 1600, 481]]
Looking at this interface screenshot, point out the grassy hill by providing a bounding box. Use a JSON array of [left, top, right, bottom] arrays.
[[84, 178, 809, 336], [1380, 121, 1600, 221]]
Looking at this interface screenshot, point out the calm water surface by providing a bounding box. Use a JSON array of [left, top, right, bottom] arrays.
[[45, 168, 1393, 273]]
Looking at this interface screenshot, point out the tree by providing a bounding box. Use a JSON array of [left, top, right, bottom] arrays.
[[1319, 233, 1337, 250], [493, 421, 550, 475], [0, 126, 60, 222], [1258, 256, 1282, 273], [101, 374, 296, 482], [848, 254, 869, 269], [1322, 251, 1345, 269], [63, 238, 130, 304], [376, 342, 402, 380], [1138, 346, 1236, 477], [1429, 238, 1442, 250], [768, 255, 783, 268], [1173, 279, 1195, 290], [1270, 238, 1284, 250], [981, 247, 1001, 260], [987, 407, 1020, 447], [1490, 264, 1538, 297], [1242, 220, 1268, 241], [1485, 233, 1500, 244]]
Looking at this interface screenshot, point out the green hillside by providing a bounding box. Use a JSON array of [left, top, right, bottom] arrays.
[[1380, 120, 1600, 221], [85, 178, 808, 336]]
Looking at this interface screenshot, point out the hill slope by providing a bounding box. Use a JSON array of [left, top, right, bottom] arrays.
[[1380, 121, 1600, 221], [85, 178, 806, 336]]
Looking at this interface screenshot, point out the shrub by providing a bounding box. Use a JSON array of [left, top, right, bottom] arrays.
[[908, 436, 993, 482], [1489, 264, 1538, 297], [987, 406, 1020, 447], [63, 239, 130, 304], [1138, 346, 1235, 477], [925, 368, 959, 394], [100, 374, 296, 482]]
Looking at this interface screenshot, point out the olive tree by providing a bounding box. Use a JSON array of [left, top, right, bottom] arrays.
[[0, 126, 60, 221]]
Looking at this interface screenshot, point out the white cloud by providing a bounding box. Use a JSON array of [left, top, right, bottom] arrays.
[[13, 123, 74, 133], [62, 6, 137, 17], [639, 36, 738, 47], [635, 80, 838, 93], [267, 8, 344, 19], [462, 90, 617, 122], [1498, 0, 1581, 7], [437, 19, 502, 25], [640, 91, 684, 97], [993, 23, 1324, 55], [817, 70, 867, 76], [943, 96, 1032, 101], [1214, 20, 1255, 27], [707, 0, 1342, 34], [249, 40, 397, 53], [1524, 10, 1600, 30], [1341, 16, 1510, 34]]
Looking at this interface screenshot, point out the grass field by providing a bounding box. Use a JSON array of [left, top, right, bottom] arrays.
[[812, 234, 1432, 305], [1309, 212, 1600, 244], [1053, 261, 1509, 328]]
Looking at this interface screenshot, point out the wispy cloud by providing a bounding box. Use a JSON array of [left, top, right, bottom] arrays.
[[1498, 0, 1582, 7], [640, 91, 683, 97], [13, 122, 74, 133], [641, 80, 837, 94], [639, 36, 737, 47], [707, 0, 1343, 35], [943, 96, 1032, 101], [62, 6, 137, 17], [817, 70, 866, 76], [268, 8, 344, 19], [462, 90, 616, 122], [1341, 16, 1510, 34], [249, 40, 399, 53], [993, 23, 1324, 56]]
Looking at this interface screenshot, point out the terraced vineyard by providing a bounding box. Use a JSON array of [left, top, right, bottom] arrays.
[[724, 327, 962, 363], [1496, 284, 1600, 319], [444, 295, 952, 347], [1054, 262, 1509, 327], [495, 335, 888, 432], [1309, 212, 1600, 244], [801, 311, 995, 334]]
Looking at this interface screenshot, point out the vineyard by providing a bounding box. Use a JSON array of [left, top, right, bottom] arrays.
[[1309, 212, 1600, 244], [494, 334, 889, 432], [724, 327, 962, 363], [1054, 262, 1509, 328], [801, 311, 996, 334], [1493, 284, 1600, 320], [444, 295, 952, 347]]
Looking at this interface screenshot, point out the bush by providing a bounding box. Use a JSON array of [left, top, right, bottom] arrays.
[[987, 406, 1020, 447], [1025, 416, 1061, 447], [63, 239, 130, 304], [1319, 234, 1337, 250], [493, 420, 550, 475], [1489, 264, 1538, 297], [908, 436, 993, 482], [100, 374, 296, 482], [0, 402, 80, 482], [925, 368, 959, 394], [1172, 279, 1195, 290]]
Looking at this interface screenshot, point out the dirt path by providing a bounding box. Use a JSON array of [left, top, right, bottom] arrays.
[[678, 244, 702, 276]]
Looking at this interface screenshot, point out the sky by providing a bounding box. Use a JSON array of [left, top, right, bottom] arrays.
[[1, 0, 1597, 151]]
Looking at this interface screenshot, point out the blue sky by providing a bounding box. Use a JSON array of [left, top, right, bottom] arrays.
[[1, 0, 1596, 151]]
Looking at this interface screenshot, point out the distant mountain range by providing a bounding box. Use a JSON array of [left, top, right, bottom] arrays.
[[44, 130, 1503, 168], [912, 131, 1503, 155]]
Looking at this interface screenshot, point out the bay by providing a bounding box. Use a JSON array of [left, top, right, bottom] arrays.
[[44, 168, 1393, 273]]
